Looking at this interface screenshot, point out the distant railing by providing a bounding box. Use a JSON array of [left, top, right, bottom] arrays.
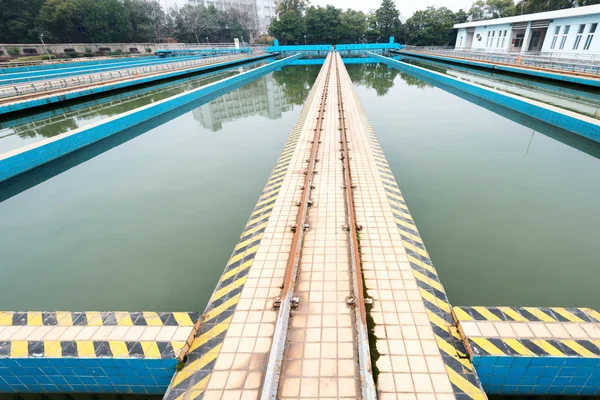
[[0, 54, 248, 100], [400, 47, 600, 76]]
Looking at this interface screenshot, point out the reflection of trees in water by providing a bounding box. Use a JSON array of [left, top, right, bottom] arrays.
[[273, 66, 321, 105], [399, 72, 433, 89], [16, 118, 79, 139], [347, 64, 431, 95]]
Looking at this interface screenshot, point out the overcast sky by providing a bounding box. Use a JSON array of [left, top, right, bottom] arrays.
[[309, 0, 474, 18]]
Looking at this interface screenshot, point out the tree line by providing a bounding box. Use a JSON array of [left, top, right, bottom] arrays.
[[268, 0, 469, 46], [0, 0, 260, 44]]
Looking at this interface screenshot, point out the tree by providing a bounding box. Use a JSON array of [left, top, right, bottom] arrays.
[[469, 0, 516, 21], [405, 7, 457, 46], [136, 0, 167, 42], [37, 0, 79, 42], [172, 4, 219, 44], [0, 0, 44, 43], [305, 6, 343, 44], [74, 0, 133, 42], [340, 9, 367, 44], [268, 0, 307, 44], [375, 0, 402, 41]]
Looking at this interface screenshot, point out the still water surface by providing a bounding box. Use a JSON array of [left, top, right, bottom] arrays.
[[347, 63, 600, 309], [0, 65, 320, 311]]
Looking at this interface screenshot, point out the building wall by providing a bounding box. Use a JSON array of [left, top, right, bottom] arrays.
[[470, 24, 513, 52], [455, 28, 468, 49], [541, 14, 600, 55]]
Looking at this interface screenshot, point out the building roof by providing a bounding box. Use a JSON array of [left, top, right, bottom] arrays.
[[454, 4, 600, 29]]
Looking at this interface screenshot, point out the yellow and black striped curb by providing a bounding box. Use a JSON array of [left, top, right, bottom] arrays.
[[467, 337, 600, 358], [0, 340, 185, 359], [0, 312, 199, 327], [347, 86, 487, 400], [453, 306, 600, 323], [163, 66, 328, 400]]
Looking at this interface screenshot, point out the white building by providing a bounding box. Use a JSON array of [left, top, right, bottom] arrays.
[[454, 5, 600, 58]]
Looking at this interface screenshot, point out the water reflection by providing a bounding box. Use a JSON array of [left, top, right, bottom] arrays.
[[346, 63, 432, 96]]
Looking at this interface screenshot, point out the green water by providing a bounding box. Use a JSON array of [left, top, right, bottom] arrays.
[[0, 61, 269, 154], [0, 65, 320, 312], [347, 63, 600, 309]]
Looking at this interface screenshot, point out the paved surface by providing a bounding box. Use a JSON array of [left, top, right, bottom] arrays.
[[163, 52, 487, 400]]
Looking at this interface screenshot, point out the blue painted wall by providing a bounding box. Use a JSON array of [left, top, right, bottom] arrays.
[[370, 52, 600, 144], [473, 355, 600, 395], [0, 357, 176, 394]]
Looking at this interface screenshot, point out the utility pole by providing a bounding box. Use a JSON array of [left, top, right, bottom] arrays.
[[39, 33, 52, 60]]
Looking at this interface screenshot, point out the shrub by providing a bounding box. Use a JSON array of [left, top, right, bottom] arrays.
[[7, 47, 20, 56], [145, 47, 152, 53], [109, 49, 123, 56]]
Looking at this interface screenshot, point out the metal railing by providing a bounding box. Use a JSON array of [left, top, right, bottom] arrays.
[[0, 54, 248, 100], [400, 47, 600, 76]]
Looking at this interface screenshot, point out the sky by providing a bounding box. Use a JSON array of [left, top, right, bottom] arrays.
[[309, 0, 474, 18]]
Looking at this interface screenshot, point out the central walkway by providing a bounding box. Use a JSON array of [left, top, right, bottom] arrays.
[[163, 52, 487, 400]]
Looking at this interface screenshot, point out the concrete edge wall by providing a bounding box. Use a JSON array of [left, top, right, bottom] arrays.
[[370, 52, 600, 143], [0, 53, 273, 115], [397, 51, 600, 88], [0, 53, 301, 184]]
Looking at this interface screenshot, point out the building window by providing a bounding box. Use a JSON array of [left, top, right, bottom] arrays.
[[573, 24, 585, 49], [514, 33, 524, 48], [486, 31, 491, 47], [584, 23, 597, 50], [459, 36, 463, 46], [559, 25, 570, 50], [496, 30, 501, 47], [550, 26, 560, 49], [501, 30, 507, 48]]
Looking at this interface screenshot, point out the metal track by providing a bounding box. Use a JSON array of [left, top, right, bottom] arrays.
[[260, 53, 333, 400], [334, 53, 377, 400]]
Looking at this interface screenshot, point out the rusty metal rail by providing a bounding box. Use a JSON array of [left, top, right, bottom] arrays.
[[260, 53, 333, 400], [334, 53, 377, 400]]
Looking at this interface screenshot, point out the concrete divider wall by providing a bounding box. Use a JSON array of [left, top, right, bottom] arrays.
[[0, 53, 274, 115], [370, 52, 600, 143], [0, 54, 301, 184]]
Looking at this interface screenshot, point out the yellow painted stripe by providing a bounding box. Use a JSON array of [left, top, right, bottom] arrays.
[[210, 276, 247, 303], [561, 339, 596, 357], [453, 307, 474, 322], [222, 259, 253, 282], [56, 312, 73, 326], [503, 339, 536, 356], [582, 308, 600, 322], [225, 244, 258, 268], [419, 288, 451, 313], [173, 343, 223, 386], [0, 312, 12, 326], [11, 341, 28, 357], [28, 312, 43, 326], [109, 341, 129, 358], [523, 307, 555, 322], [426, 310, 453, 331], [171, 341, 185, 357], [77, 341, 96, 358], [470, 337, 506, 355], [532, 339, 565, 356], [435, 336, 473, 370], [395, 218, 418, 232], [234, 232, 263, 252], [86, 312, 103, 326], [238, 222, 268, 242], [44, 341, 62, 357], [499, 307, 528, 322], [407, 255, 436, 274], [189, 375, 210, 392], [551, 307, 585, 323], [115, 312, 133, 326], [141, 342, 161, 358], [404, 241, 429, 258], [473, 307, 501, 321], [204, 294, 241, 323], [413, 270, 444, 293], [189, 317, 233, 352], [255, 195, 278, 208], [446, 368, 487, 400], [246, 212, 272, 228], [173, 312, 194, 326], [143, 312, 164, 326], [397, 228, 423, 244]]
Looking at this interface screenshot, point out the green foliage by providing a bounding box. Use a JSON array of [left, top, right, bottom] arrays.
[[404, 7, 461, 46], [469, 0, 516, 21], [340, 10, 367, 44], [37, 0, 78, 42], [171, 4, 220, 43], [305, 6, 343, 44], [145, 47, 153, 53], [7, 47, 21, 56], [109, 49, 123, 55], [0, 0, 44, 43], [347, 63, 402, 96], [16, 54, 57, 61], [375, 0, 402, 40], [269, 0, 306, 44]]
